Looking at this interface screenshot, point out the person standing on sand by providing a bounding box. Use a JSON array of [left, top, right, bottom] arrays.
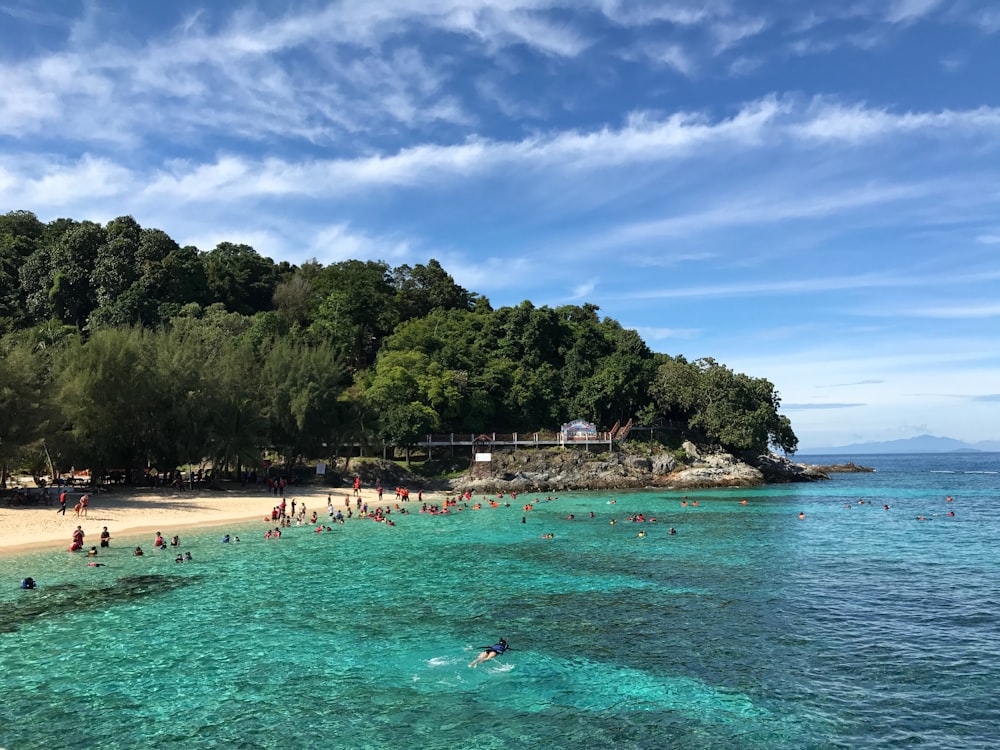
[[57, 490, 68, 515], [80, 494, 89, 518]]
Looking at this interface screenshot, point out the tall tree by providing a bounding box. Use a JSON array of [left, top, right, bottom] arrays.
[[649, 357, 797, 455], [0, 211, 45, 332], [54, 327, 162, 472], [393, 259, 476, 320], [203, 242, 279, 316], [91, 215, 142, 313], [309, 260, 398, 370], [259, 339, 347, 462], [48, 221, 105, 328], [0, 336, 55, 483]]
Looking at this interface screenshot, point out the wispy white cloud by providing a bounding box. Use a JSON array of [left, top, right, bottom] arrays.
[[643, 43, 697, 76], [722, 335, 1000, 446], [974, 8, 1000, 32], [885, 0, 943, 25], [181, 228, 291, 259], [818, 380, 885, 388], [783, 403, 865, 410], [599, 181, 936, 246], [6, 154, 136, 206], [792, 100, 1000, 142], [632, 326, 701, 342], [904, 303, 1000, 319], [630, 251, 717, 267], [571, 280, 598, 299], [620, 263, 1000, 303], [5, 95, 1000, 223], [597, 0, 716, 28], [711, 16, 768, 52], [940, 54, 966, 72], [0, 2, 72, 27], [2, 0, 994, 157], [305, 224, 414, 265], [0, 1, 599, 146], [728, 55, 763, 76], [444, 254, 539, 293]]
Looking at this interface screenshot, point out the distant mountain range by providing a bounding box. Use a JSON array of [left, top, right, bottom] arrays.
[[797, 434, 1000, 455]]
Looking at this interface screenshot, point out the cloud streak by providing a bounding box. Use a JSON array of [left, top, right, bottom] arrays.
[[5, 96, 1000, 210], [3, 1, 1000, 449]]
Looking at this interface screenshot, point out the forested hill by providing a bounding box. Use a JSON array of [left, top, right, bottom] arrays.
[[0, 210, 797, 478]]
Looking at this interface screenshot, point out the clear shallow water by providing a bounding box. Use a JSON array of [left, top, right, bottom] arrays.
[[2, 453, 999, 749]]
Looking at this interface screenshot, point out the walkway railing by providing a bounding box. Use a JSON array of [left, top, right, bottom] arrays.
[[416, 432, 615, 447]]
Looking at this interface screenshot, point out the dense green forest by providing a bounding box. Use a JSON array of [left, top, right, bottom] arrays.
[[0, 210, 797, 482]]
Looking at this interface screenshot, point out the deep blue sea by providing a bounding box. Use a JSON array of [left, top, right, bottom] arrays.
[[2, 453, 999, 749]]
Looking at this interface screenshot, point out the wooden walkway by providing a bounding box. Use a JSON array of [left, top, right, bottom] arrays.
[[414, 431, 618, 449]]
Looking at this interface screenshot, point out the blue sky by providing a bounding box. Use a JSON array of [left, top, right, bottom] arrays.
[[2, 0, 999, 449]]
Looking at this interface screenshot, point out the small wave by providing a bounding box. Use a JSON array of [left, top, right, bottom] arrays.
[[929, 470, 956, 474], [964, 471, 998, 475], [427, 656, 456, 667]]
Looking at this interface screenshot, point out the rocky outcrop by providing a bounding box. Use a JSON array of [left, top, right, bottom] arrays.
[[451, 448, 673, 494], [448, 445, 836, 494], [809, 461, 876, 473], [753, 453, 831, 483], [668, 451, 765, 488]]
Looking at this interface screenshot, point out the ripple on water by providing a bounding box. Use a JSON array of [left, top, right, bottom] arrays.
[[3, 464, 1000, 748]]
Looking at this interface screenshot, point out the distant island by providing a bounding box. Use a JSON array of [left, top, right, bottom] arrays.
[[798, 434, 1000, 455]]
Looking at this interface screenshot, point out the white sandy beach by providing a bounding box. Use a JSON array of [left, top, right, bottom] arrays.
[[0, 484, 401, 557]]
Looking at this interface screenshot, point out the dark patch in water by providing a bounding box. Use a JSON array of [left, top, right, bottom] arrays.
[[2, 574, 197, 633]]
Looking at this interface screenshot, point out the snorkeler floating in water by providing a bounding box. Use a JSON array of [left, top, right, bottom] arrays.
[[469, 638, 510, 668]]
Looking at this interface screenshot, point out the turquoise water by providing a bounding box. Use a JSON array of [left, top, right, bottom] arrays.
[[2, 453, 999, 749]]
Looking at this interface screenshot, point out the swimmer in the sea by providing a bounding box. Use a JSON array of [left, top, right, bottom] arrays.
[[469, 638, 510, 668]]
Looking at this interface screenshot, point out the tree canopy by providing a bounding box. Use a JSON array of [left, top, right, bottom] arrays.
[[0, 209, 798, 481]]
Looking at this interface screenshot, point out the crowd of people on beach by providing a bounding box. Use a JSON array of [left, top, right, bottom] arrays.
[[16, 472, 963, 591]]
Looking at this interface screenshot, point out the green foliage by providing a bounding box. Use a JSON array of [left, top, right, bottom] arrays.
[[259, 338, 347, 461], [648, 356, 797, 455], [378, 402, 439, 458], [0, 335, 55, 473], [393, 259, 478, 320], [54, 327, 162, 469], [309, 259, 398, 370], [203, 242, 279, 316], [0, 211, 45, 332], [0, 209, 799, 474]]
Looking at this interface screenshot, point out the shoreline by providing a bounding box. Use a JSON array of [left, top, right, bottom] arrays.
[[0, 512, 269, 557], [0, 484, 400, 560]]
